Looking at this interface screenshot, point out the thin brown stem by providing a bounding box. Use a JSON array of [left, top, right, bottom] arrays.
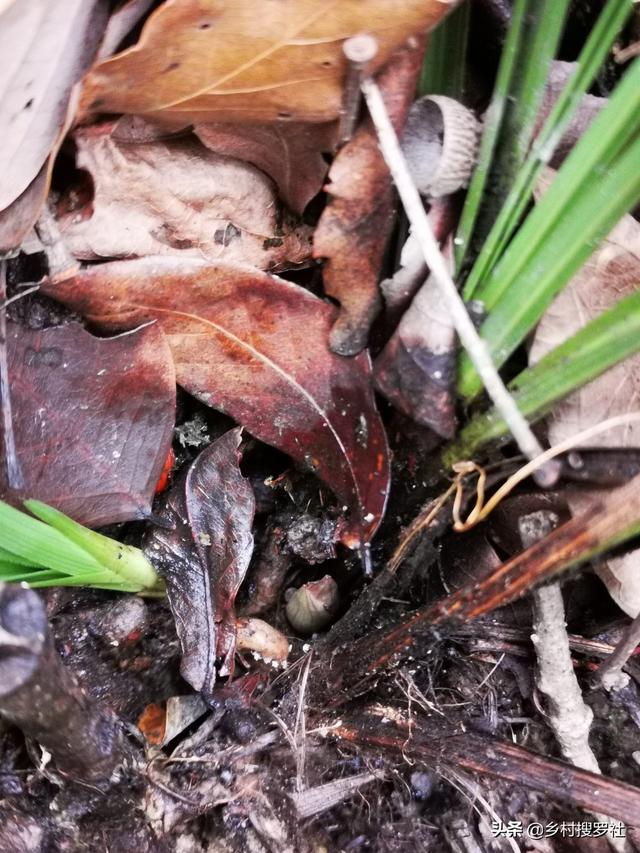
[[597, 610, 640, 692]]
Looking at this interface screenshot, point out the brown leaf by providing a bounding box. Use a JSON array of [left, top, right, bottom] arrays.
[[537, 61, 606, 169], [530, 208, 640, 447], [195, 121, 337, 215], [79, 0, 451, 124], [42, 257, 390, 545], [137, 702, 166, 745], [313, 42, 424, 355], [138, 696, 208, 746], [379, 197, 459, 317], [56, 124, 312, 270], [0, 0, 109, 212], [375, 267, 457, 439], [0, 320, 175, 526], [530, 191, 640, 616], [145, 429, 255, 695]]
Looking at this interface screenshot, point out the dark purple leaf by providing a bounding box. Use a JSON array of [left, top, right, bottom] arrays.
[[0, 321, 175, 526], [145, 429, 255, 696]]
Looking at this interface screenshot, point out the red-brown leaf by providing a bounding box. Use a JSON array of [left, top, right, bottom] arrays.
[[42, 257, 390, 545], [313, 42, 424, 355], [145, 429, 255, 695], [195, 121, 337, 215], [0, 320, 175, 526], [56, 124, 312, 271]]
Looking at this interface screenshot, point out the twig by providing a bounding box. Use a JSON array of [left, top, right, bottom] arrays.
[[359, 71, 558, 484], [521, 511, 600, 773], [339, 35, 378, 145], [0, 583, 128, 783], [0, 261, 23, 489], [597, 610, 640, 692], [332, 710, 640, 826], [0, 283, 40, 312]]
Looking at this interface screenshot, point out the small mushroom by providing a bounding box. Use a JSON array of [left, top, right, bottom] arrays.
[[401, 95, 481, 198], [285, 575, 339, 635]]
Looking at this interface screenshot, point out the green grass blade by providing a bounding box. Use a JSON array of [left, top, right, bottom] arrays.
[[445, 288, 640, 464], [0, 500, 105, 575], [458, 130, 640, 399], [24, 574, 141, 591], [24, 500, 160, 592], [418, 0, 470, 99], [465, 56, 640, 316], [0, 568, 63, 584], [487, 0, 571, 189], [454, 0, 529, 268], [0, 546, 33, 565], [463, 0, 634, 299], [455, 0, 571, 269]]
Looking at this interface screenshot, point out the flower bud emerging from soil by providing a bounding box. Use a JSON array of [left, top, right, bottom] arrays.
[[285, 575, 339, 635]]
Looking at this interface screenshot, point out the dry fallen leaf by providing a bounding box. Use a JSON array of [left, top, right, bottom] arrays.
[[0, 162, 49, 253], [0, 0, 109, 214], [0, 320, 175, 526], [42, 257, 390, 545], [379, 198, 458, 317], [195, 120, 337, 215], [537, 61, 606, 169], [56, 124, 312, 270], [313, 41, 424, 355], [79, 0, 454, 125], [146, 430, 255, 695], [96, 0, 156, 62], [375, 269, 457, 439], [530, 196, 640, 616]]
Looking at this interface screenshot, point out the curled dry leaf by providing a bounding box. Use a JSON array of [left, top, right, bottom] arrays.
[[0, 0, 109, 215], [375, 254, 457, 439], [138, 695, 208, 746], [379, 197, 459, 316], [313, 42, 424, 355], [56, 125, 312, 270], [79, 0, 454, 125], [530, 194, 640, 616], [0, 320, 175, 526], [195, 121, 337, 216], [145, 429, 255, 695], [42, 257, 390, 545]]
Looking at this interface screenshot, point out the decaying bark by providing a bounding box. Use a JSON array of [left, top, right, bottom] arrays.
[[0, 583, 127, 783], [331, 709, 640, 826]]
